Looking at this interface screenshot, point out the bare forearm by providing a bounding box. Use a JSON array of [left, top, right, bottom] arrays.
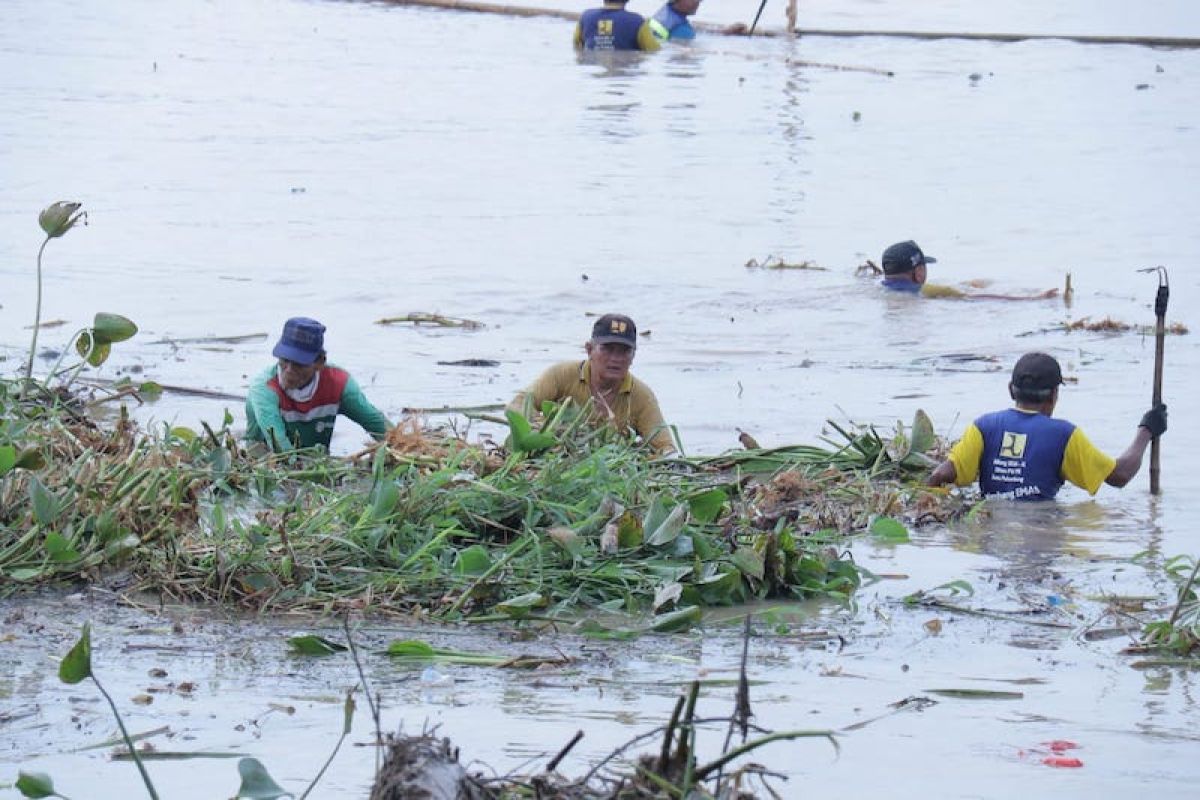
[[1106, 428, 1154, 487], [928, 460, 957, 487]]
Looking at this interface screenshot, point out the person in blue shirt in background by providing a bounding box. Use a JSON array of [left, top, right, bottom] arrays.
[[650, 0, 746, 42], [878, 240, 1059, 301], [576, 0, 660, 51]]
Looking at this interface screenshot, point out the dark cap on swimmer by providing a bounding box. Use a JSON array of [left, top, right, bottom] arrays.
[[881, 240, 937, 275]]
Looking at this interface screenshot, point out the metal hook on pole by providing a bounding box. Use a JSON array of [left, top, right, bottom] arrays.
[[1136, 265, 1169, 494]]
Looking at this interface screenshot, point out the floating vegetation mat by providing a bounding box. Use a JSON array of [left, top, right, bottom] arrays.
[[1019, 316, 1190, 337], [0, 379, 970, 628]]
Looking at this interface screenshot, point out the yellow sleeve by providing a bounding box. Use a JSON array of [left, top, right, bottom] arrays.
[[1061, 428, 1116, 494], [947, 423, 984, 486], [638, 21, 662, 52], [509, 363, 568, 416], [631, 385, 674, 454], [921, 283, 966, 299], [574, 23, 583, 49]]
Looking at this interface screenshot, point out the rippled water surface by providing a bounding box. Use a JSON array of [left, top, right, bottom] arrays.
[[2, 0, 1199, 797]]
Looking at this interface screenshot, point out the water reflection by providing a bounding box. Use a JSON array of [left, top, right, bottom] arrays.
[[952, 501, 1090, 578]]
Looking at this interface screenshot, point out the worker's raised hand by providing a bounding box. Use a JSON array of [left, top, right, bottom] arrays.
[[1139, 403, 1168, 437]]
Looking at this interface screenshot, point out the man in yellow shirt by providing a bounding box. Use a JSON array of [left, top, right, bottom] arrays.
[[509, 314, 675, 454], [928, 352, 1167, 500]]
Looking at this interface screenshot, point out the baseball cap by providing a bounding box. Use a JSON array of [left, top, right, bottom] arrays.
[[272, 317, 326, 365], [1011, 352, 1063, 397], [591, 314, 637, 347], [881, 240, 937, 275]]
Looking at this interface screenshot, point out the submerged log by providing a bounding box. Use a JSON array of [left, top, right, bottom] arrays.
[[370, 733, 490, 800]]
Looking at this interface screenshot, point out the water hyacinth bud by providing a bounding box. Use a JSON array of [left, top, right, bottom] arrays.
[[38, 201, 84, 238]]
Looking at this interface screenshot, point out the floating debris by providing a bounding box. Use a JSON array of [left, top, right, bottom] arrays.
[[376, 313, 484, 329], [1019, 317, 1189, 337], [745, 255, 828, 271]]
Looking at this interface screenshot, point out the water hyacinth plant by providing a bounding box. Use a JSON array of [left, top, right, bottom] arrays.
[[0, 373, 967, 630], [26, 202, 86, 390], [21, 201, 138, 396]]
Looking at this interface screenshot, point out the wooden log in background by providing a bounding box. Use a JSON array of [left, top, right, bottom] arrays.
[[374, 0, 1200, 48]]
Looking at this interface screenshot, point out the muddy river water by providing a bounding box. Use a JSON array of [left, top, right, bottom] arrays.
[[2, 0, 1200, 797]]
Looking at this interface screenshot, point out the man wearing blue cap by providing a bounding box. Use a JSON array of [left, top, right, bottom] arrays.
[[245, 317, 389, 451], [879, 240, 1058, 300]]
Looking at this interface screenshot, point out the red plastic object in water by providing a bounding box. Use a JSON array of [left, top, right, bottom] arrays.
[[1042, 756, 1084, 768], [1041, 740, 1079, 753]]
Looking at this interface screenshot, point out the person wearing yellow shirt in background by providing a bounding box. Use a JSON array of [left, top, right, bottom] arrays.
[[879, 240, 1059, 300], [575, 0, 661, 52], [509, 314, 675, 455], [928, 352, 1167, 500]]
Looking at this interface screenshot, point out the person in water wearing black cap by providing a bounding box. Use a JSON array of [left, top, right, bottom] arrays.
[[879, 240, 1059, 300], [928, 352, 1167, 500], [508, 314, 674, 454], [245, 317, 389, 451]]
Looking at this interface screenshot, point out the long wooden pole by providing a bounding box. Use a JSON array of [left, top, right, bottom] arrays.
[[371, 1, 1200, 48], [1149, 267, 1169, 495]]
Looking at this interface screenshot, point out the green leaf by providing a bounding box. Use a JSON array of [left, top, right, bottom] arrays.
[[45, 532, 81, 563], [15, 449, 47, 470], [696, 568, 743, 605], [138, 381, 164, 400], [642, 496, 669, 536], [369, 480, 399, 521], [731, 546, 764, 580], [454, 544, 492, 575], [15, 771, 57, 798], [649, 605, 702, 633], [236, 757, 293, 799], [6, 567, 45, 581], [59, 623, 93, 684], [615, 511, 643, 549], [29, 476, 60, 526], [869, 515, 910, 543], [384, 640, 436, 658], [504, 409, 556, 454], [574, 619, 639, 640], [496, 592, 544, 618], [909, 409, 935, 454], [0, 444, 15, 477], [687, 488, 726, 524], [86, 341, 112, 367], [92, 312, 138, 344], [169, 426, 198, 443], [646, 503, 687, 547], [287, 635, 347, 656]]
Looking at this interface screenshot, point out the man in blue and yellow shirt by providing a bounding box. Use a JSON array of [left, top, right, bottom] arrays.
[[575, 0, 660, 51], [929, 352, 1167, 500], [245, 317, 389, 452]]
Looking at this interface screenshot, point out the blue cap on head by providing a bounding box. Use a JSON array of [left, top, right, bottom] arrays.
[[272, 317, 326, 365]]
